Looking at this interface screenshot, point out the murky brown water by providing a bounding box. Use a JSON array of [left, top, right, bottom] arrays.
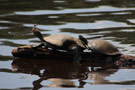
[[0, 0, 135, 90]]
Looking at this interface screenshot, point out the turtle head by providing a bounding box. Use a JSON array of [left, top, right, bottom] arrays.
[[32, 25, 44, 42], [79, 35, 90, 50]]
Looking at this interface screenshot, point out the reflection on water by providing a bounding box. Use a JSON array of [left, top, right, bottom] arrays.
[[0, 0, 135, 89], [11, 59, 135, 89], [11, 59, 118, 89]]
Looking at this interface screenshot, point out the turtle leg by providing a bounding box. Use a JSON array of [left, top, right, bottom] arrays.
[[32, 43, 48, 49], [73, 46, 82, 63], [105, 56, 113, 63], [32, 43, 44, 49]]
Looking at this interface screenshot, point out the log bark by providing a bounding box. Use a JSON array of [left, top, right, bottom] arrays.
[[12, 44, 135, 66]]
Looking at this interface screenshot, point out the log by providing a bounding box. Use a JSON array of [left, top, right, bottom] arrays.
[[11, 44, 135, 67]]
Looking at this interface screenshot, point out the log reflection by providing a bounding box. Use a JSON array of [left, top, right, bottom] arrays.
[[11, 59, 118, 89]]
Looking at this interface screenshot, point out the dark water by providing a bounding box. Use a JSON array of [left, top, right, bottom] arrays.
[[0, 0, 135, 90]]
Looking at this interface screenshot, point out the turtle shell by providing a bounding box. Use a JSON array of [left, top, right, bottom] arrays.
[[88, 39, 120, 55], [43, 34, 85, 50]]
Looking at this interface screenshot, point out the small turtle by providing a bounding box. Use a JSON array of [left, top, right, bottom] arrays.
[[32, 25, 88, 62], [79, 35, 121, 55]]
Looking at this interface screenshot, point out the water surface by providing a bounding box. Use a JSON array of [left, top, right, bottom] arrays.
[[0, 0, 135, 90]]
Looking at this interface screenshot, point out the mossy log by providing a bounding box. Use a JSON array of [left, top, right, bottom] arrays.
[[12, 44, 135, 66]]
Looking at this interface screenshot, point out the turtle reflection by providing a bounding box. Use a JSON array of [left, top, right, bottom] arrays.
[[11, 59, 118, 89]]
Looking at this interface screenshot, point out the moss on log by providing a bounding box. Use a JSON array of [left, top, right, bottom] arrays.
[[11, 44, 135, 66]]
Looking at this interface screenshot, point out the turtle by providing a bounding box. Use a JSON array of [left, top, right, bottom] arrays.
[[79, 35, 121, 55], [32, 25, 88, 62], [79, 35, 121, 62]]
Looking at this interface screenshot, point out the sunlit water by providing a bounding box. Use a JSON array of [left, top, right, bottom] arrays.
[[0, 0, 135, 90]]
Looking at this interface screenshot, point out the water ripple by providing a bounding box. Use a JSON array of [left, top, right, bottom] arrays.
[[15, 6, 135, 15]]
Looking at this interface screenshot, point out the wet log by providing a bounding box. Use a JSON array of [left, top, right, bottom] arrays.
[[12, 44, 135, 66]]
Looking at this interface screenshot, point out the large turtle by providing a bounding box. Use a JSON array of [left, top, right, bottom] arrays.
[[32, 25, 88, 62], [79, 35, 121, 55]]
